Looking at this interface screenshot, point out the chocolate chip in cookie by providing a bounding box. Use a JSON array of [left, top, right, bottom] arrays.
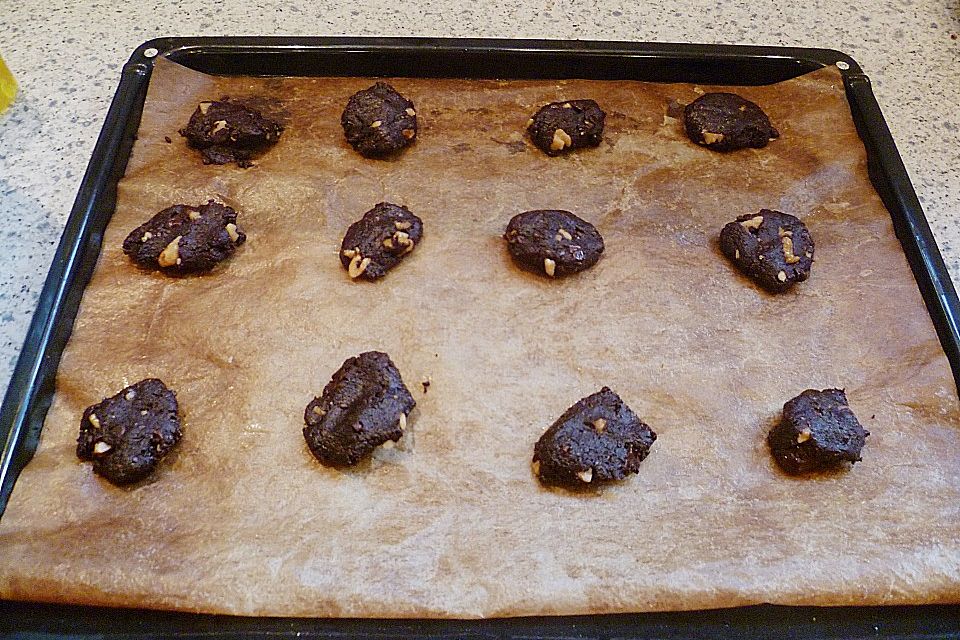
[[533, 387, 657, 488], [683, 92, 779, 152], [719, 209, 813, 293], [123, 200, 246, 275], [77, 379, 182, 486], [303, 351, 416, 467], [768, 388, 869, 474], [178, 98, 283, 167], [504, 209, 604, 278], [341, 82, 417, 158], [339, 202, 423, 281], [527, 99, 605, 156]]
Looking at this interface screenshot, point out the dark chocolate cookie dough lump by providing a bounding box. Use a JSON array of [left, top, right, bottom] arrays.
[[683, 92, 778, 151], [123, 200, 246, 274], [341, 82, 418, 158], [504, 209, 604, 278], [339, 203, 423, 280], [533, 387, 656, 488], [77, 379, 182, 485], [303, 351, 416, 467], [527, 99, 605, 156], [179, 98, 283, 166], [719, 209, 813, 292], [768, 388, 869, 474]]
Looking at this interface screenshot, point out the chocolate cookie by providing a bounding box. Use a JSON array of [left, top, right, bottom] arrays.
[[533, 387, 657, 488], [504, 209, 604, 278], [768, 389, 869, 474], [303, 351, 416, 467], [123, 200, 246, 274], [340, 82, 417, 158], [178, 98, 283, 167], [719, 209, 813, 293], [683, 92, 779, 152], [339, 203, 423, 280], [77, 379, 182, 486], [527, 99, 605, 156]]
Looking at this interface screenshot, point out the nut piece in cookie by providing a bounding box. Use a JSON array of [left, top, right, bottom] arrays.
[[77, 378, 182, 486], [527, 99, 605, 156], [504, 209, 604, 278], [683, 92, 779, 152], [719, 209, 813, 293], [303, 351, 416, 467], [123, 200, 246, 274], [768, 388, 869, 474], [533, 387, 656, 488], [178, 98, 283, 167], [341, 82, 417, 158], [339, 202, 423, 281]]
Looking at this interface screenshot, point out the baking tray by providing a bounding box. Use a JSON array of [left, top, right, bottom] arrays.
[[1, 37, 958, 639]]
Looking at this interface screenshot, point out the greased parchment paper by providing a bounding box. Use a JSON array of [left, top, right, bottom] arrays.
[[1, 58, 959, 617]]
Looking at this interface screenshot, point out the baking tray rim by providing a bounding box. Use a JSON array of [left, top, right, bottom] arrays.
[[1, 36, 958, 638]]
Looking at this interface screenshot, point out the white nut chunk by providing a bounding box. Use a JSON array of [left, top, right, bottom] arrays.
[[549, 128, 573, 151], [543, 258, 557, 277], [781, 235, 801, 264], [158, 236, 182, 267], [701, 130, 725, 145], [392, 230, 415, 254], [348, 254, 372, 279]]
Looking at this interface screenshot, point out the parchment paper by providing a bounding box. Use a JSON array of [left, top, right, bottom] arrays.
[[1, 58, 959, 617]]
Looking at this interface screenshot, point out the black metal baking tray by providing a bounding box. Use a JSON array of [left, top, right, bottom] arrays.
[[1, 37, 958, 639]]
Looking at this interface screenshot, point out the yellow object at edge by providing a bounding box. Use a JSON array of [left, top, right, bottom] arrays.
[[0, 55, 18, 113]]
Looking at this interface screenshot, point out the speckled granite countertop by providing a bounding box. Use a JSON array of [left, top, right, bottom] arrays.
[[0, 1, 957, 393]]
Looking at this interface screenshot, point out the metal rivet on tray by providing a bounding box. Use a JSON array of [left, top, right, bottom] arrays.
[[836, 61, 850, 70], [143, 47, 159, 58]]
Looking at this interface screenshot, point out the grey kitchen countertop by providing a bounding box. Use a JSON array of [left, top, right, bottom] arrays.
[[0, 0, 958, 395]]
